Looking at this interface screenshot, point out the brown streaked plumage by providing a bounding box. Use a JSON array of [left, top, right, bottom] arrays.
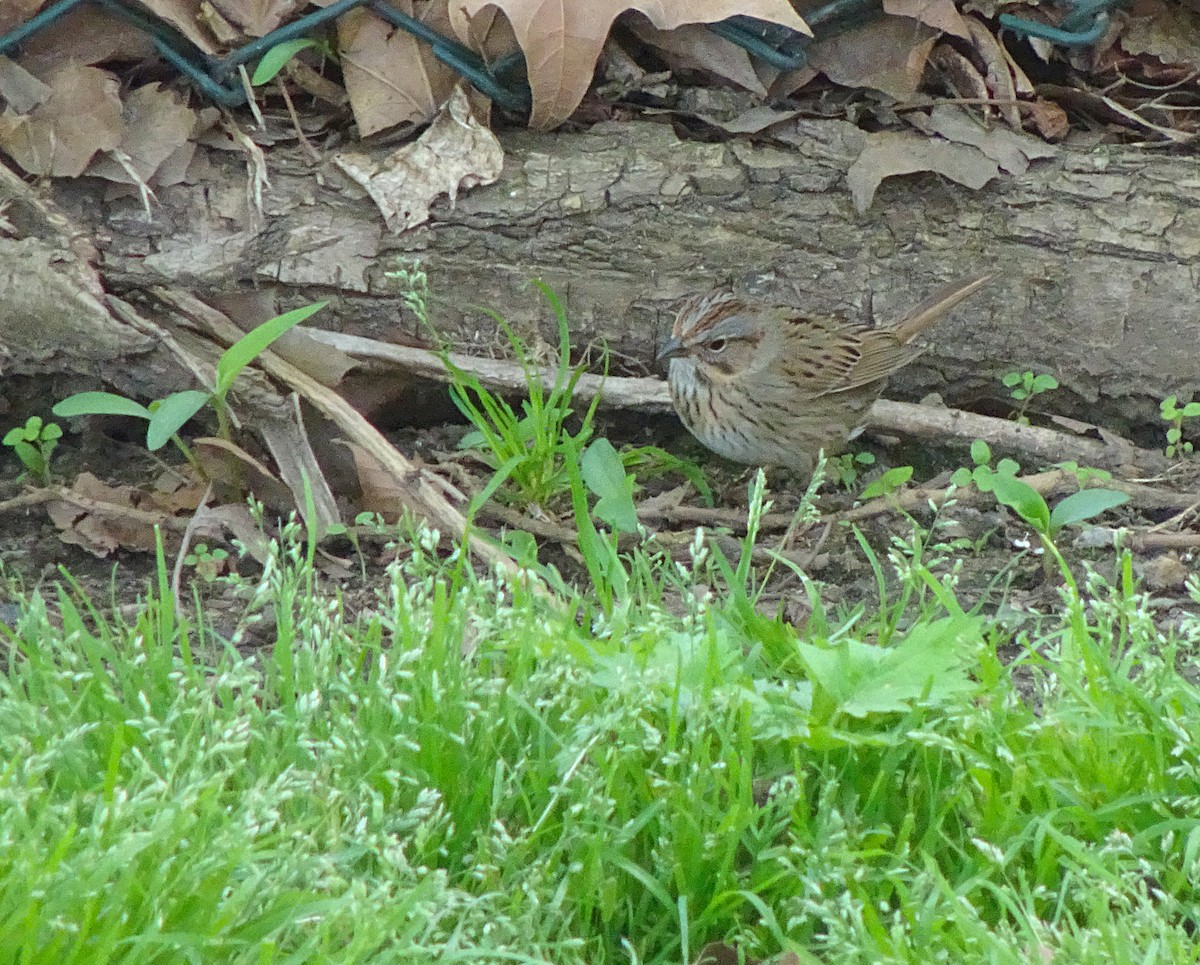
[[657, 274, 993, 476]]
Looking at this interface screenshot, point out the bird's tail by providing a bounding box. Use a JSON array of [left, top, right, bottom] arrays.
[[890, 272, 994, 343]]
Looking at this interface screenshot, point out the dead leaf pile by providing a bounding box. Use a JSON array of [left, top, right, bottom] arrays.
[[0, 1, 1193, 183]]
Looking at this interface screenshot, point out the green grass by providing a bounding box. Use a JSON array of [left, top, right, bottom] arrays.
[[1, 497, 1199, 964]]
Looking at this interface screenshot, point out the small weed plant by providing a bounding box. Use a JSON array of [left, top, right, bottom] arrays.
[[1161, 394, 1200, 458], [950, 438, 1021, 492], [1003, 369, 1058, 424], [3, 415, 61, 484], [830, 450, 875, 489], [392, 264, 708, 513], [53, 302, 327, 462], [251, 37, 336, 85]]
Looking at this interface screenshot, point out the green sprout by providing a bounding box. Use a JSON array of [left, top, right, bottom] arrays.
[[54, 302, 328, 464], [1160, 395, 1200, 458], [950, 439, 1020, 494], [1002, 370, 1059, 424], [830, 450, 876, 490], [3, 416, 62, 485]]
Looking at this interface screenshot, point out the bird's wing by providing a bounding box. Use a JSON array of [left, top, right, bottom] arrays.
[[778, 314, 883, 398]]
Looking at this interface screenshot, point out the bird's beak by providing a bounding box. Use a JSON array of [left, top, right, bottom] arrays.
[[656, 336, 684, 364]]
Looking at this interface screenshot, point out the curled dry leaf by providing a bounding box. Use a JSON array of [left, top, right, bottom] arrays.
[[47, 472, 190, 556], [0, 63, 123, 177], [847, 129, 999, 212], [85, 83, 198, 185], [809, 16, 939, 100], [452, 0, 809, 129], [208, 0, 307, 37], [962, 14, 1021, 129], [623, 20, 771, 97], [334, 86, 504, 232], [336, 1, 460, 136], [917, 104, 1057, 175], [884, 0, 969, 39]]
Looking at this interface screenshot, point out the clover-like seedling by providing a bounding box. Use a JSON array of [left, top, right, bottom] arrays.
[[951, 439, 1021, 494], [3, 416, 62, 485], [1161, 395, 1200, 459], [1002, 370, 1059, 425], [830, 450, 875, 490]]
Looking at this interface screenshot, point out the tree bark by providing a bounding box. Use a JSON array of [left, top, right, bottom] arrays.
[[6, 119, 1199, 435]]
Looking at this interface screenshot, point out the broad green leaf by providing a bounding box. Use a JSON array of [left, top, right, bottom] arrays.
[[54, 391, 153, 420], [1048, 489, 1130, 533], [41, 423, 63, 441], [581, 438, 638, 534], [2, 427, 24, 446], [146, 390, 210, 451], [797, 614, 979, 718], [970, 439, 991, 466], [860, 465, 912, 501], [991, 473, 1051, 534], [10, 440, 43, 474], [215, 302, 327, 397], [251, 38, 319, 85]]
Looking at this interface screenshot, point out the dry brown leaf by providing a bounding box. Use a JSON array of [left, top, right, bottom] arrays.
[[0, 63, 124, 177], [0, 1, 45, 33], [0, 57, 51, 114], [138, 0, 220, 54], [847, 130, 999, 212], [48, 473, 170, 556], [929, 41, 989, 102], [452, 0, 809, 129], [208, 0, 306, 36], [334, 85, 504, 232], [450, 3, 522, 64], [17, 4, 154, 76], [624, 20, 770, 97], [1021, 97, 1070, 141], [1121, 0, 1200, 69], [918, 104, 1057, 174], [342, 440, 404, 519], [963, 14, 1021, 128], [337, 1, 459, 135], [809, 16, 938, 100], [884, 0, 969, 39], [85, 84, 198, 185], [695, 103, 803, 134]]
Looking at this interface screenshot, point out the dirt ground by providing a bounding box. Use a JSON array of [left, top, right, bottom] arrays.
[[3, 366, 1197, 648]]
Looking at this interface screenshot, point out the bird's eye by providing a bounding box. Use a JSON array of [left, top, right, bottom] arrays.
[[707, 337, 728, 353]]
